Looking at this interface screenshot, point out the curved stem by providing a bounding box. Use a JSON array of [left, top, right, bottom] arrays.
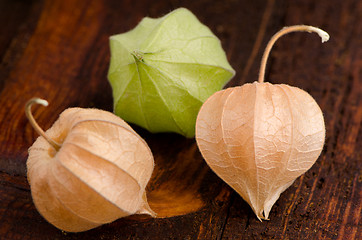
[[258, 25, 329, 83], [25, 98, 61, 151]]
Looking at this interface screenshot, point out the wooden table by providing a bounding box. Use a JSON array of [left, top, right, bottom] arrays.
[[1, 0, 361, 239]]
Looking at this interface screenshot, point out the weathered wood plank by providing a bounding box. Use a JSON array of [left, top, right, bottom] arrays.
[[221, 0, 362, 239], [0, 0, 360, 239]]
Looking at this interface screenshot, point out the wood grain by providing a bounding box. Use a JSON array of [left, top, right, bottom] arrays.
[[0, 0, 361, 239]]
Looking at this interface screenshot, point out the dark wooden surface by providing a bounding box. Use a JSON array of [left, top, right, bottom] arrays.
[[0, 0, 361, 239]]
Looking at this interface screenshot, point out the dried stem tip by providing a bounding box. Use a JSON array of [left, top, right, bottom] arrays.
[[25, 98, 61, 151], [258, 25, 330, 83]]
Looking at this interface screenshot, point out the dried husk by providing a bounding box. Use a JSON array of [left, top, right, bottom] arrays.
[[196, 82, 325, 220], [27, 107, 155, 232], [196, 25, 329, 220]]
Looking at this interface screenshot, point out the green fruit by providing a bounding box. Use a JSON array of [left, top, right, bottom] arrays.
[[108, 8, 235, 137]]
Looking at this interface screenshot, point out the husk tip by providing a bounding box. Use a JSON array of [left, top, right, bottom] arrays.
[[137, 202, 157, 218]]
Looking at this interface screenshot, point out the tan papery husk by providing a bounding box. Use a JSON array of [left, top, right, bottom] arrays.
[[196, 81, 325, 220], [27, 108, 155, 232]]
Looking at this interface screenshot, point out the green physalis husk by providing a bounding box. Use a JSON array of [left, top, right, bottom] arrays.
[[108, 8, 235, 137]]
